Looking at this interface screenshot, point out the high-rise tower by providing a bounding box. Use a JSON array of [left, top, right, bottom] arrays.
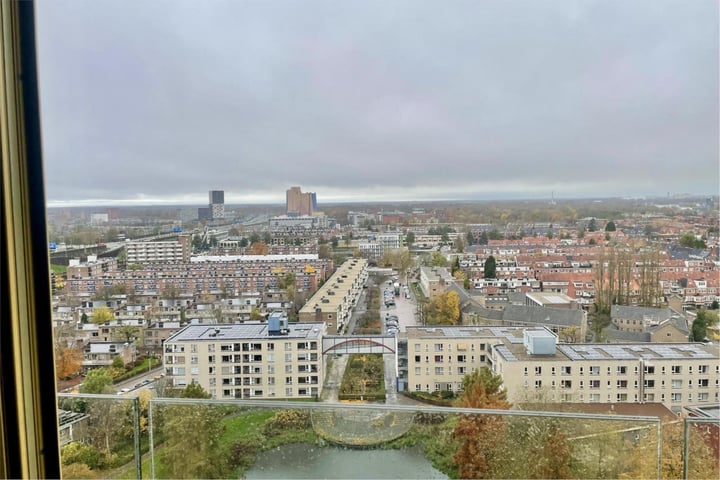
[[286, 186, 314, 216]]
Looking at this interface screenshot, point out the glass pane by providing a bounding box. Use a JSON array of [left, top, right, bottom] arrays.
[[57, 393, 142, 479]]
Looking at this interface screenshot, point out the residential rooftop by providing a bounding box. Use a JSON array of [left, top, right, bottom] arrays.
[[165, 322, 325, 342]]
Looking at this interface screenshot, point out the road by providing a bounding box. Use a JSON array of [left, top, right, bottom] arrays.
[[321, 276, 421, 405]]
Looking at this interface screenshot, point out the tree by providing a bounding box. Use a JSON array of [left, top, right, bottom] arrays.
[[679, 232, 707, 249], [483, 255, 496, 279], [426, 291, 460, 325], [605, 220, 616, 231], [690, 309, 715, 342], [453, 368, 511, 479], [405, 231, 415, 248], [80, 368, 114, 394], [55, 344, 83, 380], [249, 306, 264, 320], [318, 244, 332, 259], [91, 306, 114, 324], [465, 230, 474, 246], [429, 251, 447, 267], [161, 386, 227, 478], [114, 324, 139, 343], [180, 383, 212, 399], [558, 326, 579, 343], [249, 241, 269, 255], [587, 218, 598, 232]]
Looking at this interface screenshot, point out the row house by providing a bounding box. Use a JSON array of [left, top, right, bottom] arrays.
[[82, 341, 137, 372], [299, 258, 368, 334]]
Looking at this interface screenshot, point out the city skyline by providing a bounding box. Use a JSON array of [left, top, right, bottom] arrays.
[[36, 0, 718, 207]]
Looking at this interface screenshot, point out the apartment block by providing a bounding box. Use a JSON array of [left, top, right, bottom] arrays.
[[492, 331, 720, 414], [126, 240, 186, 264], [404, 325, 720, 413], [298, 258, 368, 334], [163, 317, 325, 400]]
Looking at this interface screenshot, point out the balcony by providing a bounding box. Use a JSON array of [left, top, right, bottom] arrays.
[[56, 394, 719, 479]]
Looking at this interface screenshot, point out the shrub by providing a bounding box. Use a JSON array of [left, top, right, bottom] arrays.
[[262, 409, 311, 435]]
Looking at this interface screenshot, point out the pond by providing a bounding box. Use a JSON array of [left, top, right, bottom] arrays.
[[245, 443, 447, 479]]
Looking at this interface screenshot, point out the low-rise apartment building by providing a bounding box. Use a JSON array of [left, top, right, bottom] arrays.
[[404, 325, 719, 414], [163, 316, 325, 400]]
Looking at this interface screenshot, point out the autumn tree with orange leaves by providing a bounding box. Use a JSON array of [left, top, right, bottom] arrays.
[[452, 367, 511, 479]]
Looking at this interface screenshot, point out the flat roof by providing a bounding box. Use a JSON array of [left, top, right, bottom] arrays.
[[166, 322, 325, 342], [496, 342, 720, 363]]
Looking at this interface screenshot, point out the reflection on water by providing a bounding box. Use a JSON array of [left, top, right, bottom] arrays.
[[245, 443, 447, 479]]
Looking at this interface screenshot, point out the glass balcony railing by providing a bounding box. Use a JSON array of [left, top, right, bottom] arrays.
[[57, 394, 719, 479]]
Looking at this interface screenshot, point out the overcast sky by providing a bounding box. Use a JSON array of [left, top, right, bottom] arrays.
[[36, 0, 718, 207]]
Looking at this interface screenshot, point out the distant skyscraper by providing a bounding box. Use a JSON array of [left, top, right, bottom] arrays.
[[209, 190, 224, 219], [199, 190, 225, 220], [286, 186, 315, 216], [209, 190, 224, 204]]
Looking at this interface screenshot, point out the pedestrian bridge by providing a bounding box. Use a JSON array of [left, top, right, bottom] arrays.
[[322, 336, 396, 355]]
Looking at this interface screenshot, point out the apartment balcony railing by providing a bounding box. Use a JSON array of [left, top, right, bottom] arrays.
[[57, 393, 719, 479]]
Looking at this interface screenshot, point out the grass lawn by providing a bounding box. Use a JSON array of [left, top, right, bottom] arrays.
[[51, 264, 67, 273]]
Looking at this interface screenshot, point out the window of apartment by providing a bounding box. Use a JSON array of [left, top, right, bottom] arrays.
[[644, 365, 655, 374], [457, 355, 466, 363], [524, 367, 528, 376], [617, 380, 628, 389], [414, 343, 421, 352], [670, 393, 682, 402], [190, 356, 198, 364], [617, 366, 627, 375], [561, 366, 571, 375], [698, 379, 709, 387], [551, 366, 556, 376], [616, 393, 628, 402], [589, 366, 600, 375], [208, 355, 215, 363], [671, 365, 681, 374], [607, 366, 612, 375], [208, 366, 215, 374], [285, 365, 293, 373], [579, 366, 584, 375], [267, 343, 274, 351], [589, 380, 600, 389], [534, 380, 542, 389], [435, 367, 444, 375], [415, 384, 422, 392], [267, 354, 275, 362], [285, 353, 292, 362], [644, 393, 655, 402], [434, 355, 443, 363], [285, 388, 293, 397], [434, 343, 443, 352], [560, 380, 572, 389], [589, 394, 601, 402], [415, 367, 421, 375], [698, 392, 709, 402], [414, 355, 421, 363], [698, 365, 709, 374], [285, 377, 293, 385], [534, 366, 542, 375], [458, 366, 467, 374], [284, 342, 292, 351]]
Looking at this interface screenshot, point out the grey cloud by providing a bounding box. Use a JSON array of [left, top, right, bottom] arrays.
[[36, 0, 718, 205]]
